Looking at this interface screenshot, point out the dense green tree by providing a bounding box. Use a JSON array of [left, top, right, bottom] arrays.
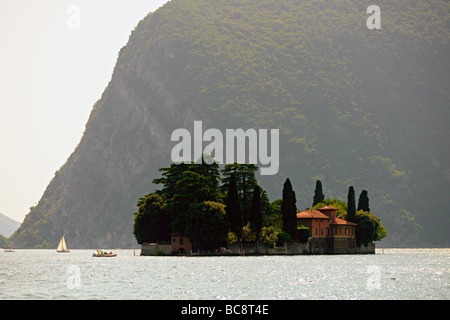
[[153, 159, 222, 234], [249, 185, 263, 242], [260, 190, 275, 227], [281, 178, 297, 237], [189, 155, 222, 198], [225, 173, 243, 241], [220, 164, 258, 196], [185, 201, 229, 250], [260, 226, 278, 248], [133, 193, 170, 244], [312, 180, 325, 207], [221, 163, 258, 223], [241, 224, 257, 243], [347, 186, 356, 221], [357, 190, 370, 212], [153, 162, 189, 201], [170, 170, 221, 233], [276, 232, 292, 246], [346, 210, 388, 246], [154, 159, 221, 203], [266, 199, 283, 229]]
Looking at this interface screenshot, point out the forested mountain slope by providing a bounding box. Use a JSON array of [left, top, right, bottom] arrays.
[[10, 0, 449, 248]]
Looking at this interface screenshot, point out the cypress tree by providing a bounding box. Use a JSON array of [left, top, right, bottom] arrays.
[[281, 178, 297, 237], [221, 163, 258, 224], [347, 186, 356, 221], [250, 185, 263, 242], [357, 190, 370, 212], [226, 173, 243, 241], [312, 180, 325, 207]]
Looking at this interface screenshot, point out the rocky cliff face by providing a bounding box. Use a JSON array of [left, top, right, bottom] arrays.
[[10, 0, 450, 248]]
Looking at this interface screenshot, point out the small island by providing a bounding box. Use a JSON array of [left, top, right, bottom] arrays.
[[134, 158, 387, 256]]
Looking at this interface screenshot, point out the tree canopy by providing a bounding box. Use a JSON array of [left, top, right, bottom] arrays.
[[281, 178, 297, 237], [137, 161, 271, 249], [185, 201, 229, 250], [357, 190, 370, 212], [134, 162, 387, 251], [343, 210, 388, 246], [133, 193, 170, 244], [221, 163, 258, 223], [249, 185, 263, 241], [225, 173, 243, 240], [347, 186, 356, 221], [312, 180, 325, 207]]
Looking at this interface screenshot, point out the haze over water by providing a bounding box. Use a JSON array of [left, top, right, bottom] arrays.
[[0, 248, 448, 299]]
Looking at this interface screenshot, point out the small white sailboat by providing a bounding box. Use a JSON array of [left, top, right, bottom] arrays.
[[56, 235, 70, 253]]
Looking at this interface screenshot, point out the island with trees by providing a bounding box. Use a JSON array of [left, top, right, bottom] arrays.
[[133, 158, 386, 255]]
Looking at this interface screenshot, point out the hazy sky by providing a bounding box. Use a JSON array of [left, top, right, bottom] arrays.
[[0, 0, 170, 223]]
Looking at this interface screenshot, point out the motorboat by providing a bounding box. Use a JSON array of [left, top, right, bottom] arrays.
[[92, 250, 117, 257]]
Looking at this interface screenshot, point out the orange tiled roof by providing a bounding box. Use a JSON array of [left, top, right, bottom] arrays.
[[318, 205, 339, 210], [297, 209, 329, 219], [331, 218, 357, 225]]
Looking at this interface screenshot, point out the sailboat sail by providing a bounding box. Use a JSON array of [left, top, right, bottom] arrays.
[[56, 235, 69, 252]]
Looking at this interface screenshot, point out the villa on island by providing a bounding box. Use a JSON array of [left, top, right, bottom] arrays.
[[297, 205, 357, 254], [140, 205, 374, 256]]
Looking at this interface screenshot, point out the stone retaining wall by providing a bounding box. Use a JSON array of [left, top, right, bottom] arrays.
[[140, 239, 375, 256], [227, 239, 375, 255], [140, 243, 172, 256]]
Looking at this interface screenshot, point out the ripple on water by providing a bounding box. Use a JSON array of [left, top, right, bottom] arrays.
[[0, 249, 448, 299]]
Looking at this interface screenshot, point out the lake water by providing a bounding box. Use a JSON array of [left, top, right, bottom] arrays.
[[0, 248, 448, 300]]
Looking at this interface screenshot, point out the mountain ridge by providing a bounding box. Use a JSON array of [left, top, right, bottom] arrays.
[[0, 213, 20, 238]]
